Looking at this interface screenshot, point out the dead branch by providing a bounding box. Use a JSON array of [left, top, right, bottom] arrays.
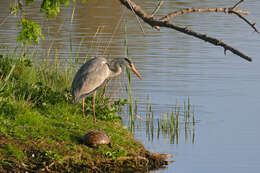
[[158, 2, 258, 33], [119, 0, 258, 62], [159, 8, 248, 21]]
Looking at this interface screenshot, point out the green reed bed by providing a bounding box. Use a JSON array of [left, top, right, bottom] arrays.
[[128, 97, 197, 144]]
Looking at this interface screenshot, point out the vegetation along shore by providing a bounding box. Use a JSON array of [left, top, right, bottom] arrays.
[[0, 55, 172, 172]]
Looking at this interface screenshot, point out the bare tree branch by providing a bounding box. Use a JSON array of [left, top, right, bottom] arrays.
[[159, 6, 257, 33], [159, 8, 248, 21], [161, 24, 253, 62], [119, 0, 257, 62]]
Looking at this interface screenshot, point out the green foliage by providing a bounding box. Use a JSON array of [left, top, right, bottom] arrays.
[[13, 81, 67, 107], [0, 100, 16, 118], [7, 0, 90, 46], [0, 55, 13, 79], [44, 150, 64, 163], [0, 54, 12, 80], [0, 57, 69, 109], [84, 97, 125, 121], [0, 57, 32, 93], [8, 0, 89, 46], [41, 0, 61, 17], [0, 53, 153, 171], [0, 144, 24, 162], [40, 0, 73, 17], [0, 56, 127, 139], [17, 19, 44, 45], [25, 0, 35, 5], [105, 148, 128, 160], [9, 5, 21, 16]]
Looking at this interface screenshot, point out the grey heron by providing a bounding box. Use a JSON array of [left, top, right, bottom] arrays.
[[71, 57, 142, 122]]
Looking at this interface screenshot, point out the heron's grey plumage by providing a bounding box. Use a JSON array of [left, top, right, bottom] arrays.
[[71, 56, 142, 122], [71, 57, 137, 104], [71, 57, 110, 103]]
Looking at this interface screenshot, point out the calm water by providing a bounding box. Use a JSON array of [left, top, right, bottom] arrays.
[[1, 0, 260, 172]]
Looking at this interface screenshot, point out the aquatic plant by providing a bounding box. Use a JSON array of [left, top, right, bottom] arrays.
[[128, 97, 198, 144]]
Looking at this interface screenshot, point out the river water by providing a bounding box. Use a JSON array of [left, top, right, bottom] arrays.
[[1, 0, 260, 172]]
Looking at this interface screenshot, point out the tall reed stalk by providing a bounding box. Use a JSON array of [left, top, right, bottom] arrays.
[[123, 20, 135, 131], [69, 6, 76, 60]]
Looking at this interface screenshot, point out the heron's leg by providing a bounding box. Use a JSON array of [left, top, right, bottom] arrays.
[[82, 98, 85, 117], [92, 91, 96, 122]]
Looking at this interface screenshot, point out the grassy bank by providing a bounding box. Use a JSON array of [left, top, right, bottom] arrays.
[[0, 55, 170, 172]]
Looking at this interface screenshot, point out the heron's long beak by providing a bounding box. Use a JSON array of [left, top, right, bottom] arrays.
[[130, 64, 142, 80]]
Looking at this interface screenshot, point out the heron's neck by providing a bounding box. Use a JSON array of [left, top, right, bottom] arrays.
[[109, 62, 122, 78]]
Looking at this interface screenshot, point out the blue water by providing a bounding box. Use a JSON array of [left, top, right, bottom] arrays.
[[123, 1, 260, 172]]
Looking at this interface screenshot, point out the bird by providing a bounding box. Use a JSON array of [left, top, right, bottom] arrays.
[[71, 57, 142, 122]]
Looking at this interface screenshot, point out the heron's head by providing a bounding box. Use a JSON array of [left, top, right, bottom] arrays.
[[123, 58, 142, 80]]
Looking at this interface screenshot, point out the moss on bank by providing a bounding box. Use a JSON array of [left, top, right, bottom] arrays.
[[0, 56, 170, 172]]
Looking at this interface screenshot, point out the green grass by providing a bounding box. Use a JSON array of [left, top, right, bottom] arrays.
[[0, 54, 154, 172], [0, 144, 24, 162]]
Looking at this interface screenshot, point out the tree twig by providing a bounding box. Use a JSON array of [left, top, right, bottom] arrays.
[[151, 1, 164, 17], [231, 11, 258, 33], [119, 0, 256, 62], [0, 11, 15, 26], [231, 0, 244, 10], [103, 9, 125, 55], [126, 0, 145, 35]]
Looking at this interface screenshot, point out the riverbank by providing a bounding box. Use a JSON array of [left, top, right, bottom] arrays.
[[0, 56, 172, 172]]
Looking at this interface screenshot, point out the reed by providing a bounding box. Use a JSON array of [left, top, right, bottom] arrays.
[[69, 6, 76, 60], [130, 97, 197, 144], [123, 20, 136, 132]]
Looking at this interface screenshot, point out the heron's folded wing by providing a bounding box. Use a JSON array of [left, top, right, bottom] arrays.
[[71, 57, 110, 102]]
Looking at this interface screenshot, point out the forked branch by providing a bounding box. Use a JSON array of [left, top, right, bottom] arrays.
[[159, 6, 258, 33], [119, 0, 258, 62]]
